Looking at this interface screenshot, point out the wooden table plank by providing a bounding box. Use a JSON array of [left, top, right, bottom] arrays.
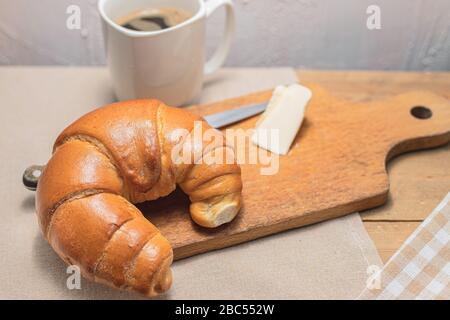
[[298, 70, 450, 101], [364, 221, 421, 263], [362, 144, 450, 221], [297, 70, 450, 262]]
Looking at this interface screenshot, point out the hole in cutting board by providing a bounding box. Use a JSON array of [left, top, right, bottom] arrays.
[[410, 106, 432, 119]]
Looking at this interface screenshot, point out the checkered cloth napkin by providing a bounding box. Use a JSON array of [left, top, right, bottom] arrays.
[[359, 192, 450, 300]]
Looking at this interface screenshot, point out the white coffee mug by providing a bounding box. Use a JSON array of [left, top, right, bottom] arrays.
[[98, 0, 235, 106]]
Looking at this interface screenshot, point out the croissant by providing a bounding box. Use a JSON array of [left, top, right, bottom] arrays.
[[35, 99, 243, 296]]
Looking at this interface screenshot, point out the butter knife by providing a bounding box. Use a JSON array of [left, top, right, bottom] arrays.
[[204, 102, 267, 129]]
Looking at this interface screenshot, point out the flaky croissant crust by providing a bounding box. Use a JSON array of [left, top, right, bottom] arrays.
[[36, 100, 242, 296]]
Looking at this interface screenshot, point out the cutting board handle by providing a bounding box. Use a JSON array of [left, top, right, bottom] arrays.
[[365, 90, 450, 162]]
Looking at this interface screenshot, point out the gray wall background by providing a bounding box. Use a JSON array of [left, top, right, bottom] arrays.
[[0, 0, 449, 70]]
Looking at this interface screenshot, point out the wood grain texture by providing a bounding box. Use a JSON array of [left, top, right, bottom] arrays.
[[364, 222, 421, 263], [361, 144, 450, 221], [298, 71, 450, 101], [311, 71, 450, 221], [135, 82, 450, 260], [298, 70, 450, 262]]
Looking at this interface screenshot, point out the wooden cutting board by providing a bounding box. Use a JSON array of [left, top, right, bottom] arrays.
[[137, 83, 450, 260]]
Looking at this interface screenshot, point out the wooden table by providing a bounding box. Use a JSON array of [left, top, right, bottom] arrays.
[[297, 70, 450, 262]]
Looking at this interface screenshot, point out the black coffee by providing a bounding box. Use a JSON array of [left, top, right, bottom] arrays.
[[117, 7, 192, 32]]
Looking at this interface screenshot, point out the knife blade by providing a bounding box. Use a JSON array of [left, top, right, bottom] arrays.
[[203, 102, 267, 129]]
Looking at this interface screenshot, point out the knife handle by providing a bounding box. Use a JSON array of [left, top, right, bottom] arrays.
[[23, 165, 44, 191]]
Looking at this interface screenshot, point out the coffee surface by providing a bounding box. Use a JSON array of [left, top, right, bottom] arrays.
[[117, 7, 192, 32]]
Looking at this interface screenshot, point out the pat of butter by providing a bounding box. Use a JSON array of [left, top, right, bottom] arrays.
[[252, 84, 312, 155]]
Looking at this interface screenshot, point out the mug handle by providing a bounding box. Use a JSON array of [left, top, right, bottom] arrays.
[[204, 0, 235, 75]]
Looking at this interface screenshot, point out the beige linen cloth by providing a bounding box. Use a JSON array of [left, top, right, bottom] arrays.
[[0, 67, 382, 299]]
